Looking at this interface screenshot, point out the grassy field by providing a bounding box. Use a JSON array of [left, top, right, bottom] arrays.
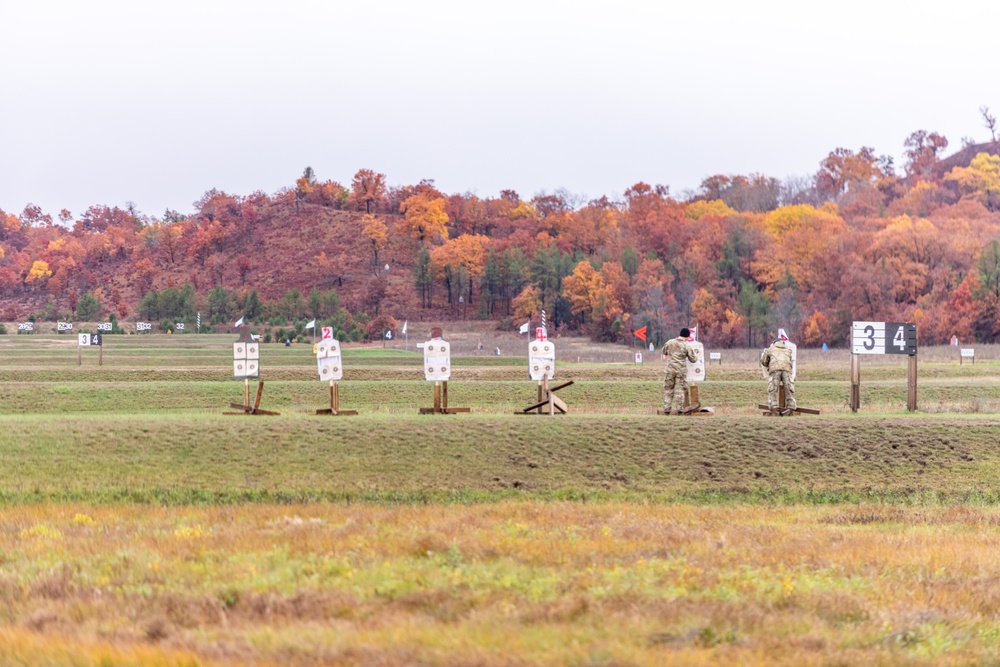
[[2, 333, 1000, 665]]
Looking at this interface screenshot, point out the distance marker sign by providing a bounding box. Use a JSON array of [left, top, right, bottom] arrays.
[[851, 322, 917, 355]]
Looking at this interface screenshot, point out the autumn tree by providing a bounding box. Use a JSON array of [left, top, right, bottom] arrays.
[[295, 166, 316, 213], [946, 152, 1000, 210], [400, 193, 449, 245], [982, 105, 997, 142], [904, 130, 948, 179], [413, 247, 434, 308], [361, 214, 388, 274], [351, 169, 387, 213]]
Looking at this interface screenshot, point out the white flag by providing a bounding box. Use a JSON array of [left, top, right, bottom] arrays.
[[305, 319, 316, 329], [234, 316, 244, 328], [402, 320, 408, 334], [519, 321, 530, 334], [251, 333, 260, 341]]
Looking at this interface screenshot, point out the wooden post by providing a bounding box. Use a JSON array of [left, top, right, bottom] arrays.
[[689, 384, 699, 406], [907, 354, 917, 412], [442, 381, 449, 411], [253, 381, 264, 411], [433, 381, 441, 412], [850, 353, 860, 413], [244, 378, 250, 409], [77, 345, 82, 366], [99, 345, 103, 366], [536, 380, 544, 414], [545, 377, 553, 416], [330, 380, 338, 413]]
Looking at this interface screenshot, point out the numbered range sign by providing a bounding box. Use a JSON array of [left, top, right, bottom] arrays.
[[17, 322, 33, 333], [961, 348, 975, 358], [686, 341, 706, 383], [529, 336, 555, 380], [316, 339, 343, 381], [175, 322, 185, 330], [57, 321, 73, 332], [233, 339, 260, 378], [423, 339, 451, 381], [97, 322, 112, 332], [852, 322, 917, 355], [78, 333, 102, 346], [136, 322, 152, 332]]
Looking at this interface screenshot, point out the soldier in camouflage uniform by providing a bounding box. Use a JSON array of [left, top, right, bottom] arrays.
[[662, 328, 698, 415], [760, 338, 797, 415]]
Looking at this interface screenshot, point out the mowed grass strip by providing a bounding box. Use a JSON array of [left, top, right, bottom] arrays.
[[2, 377, 1000, 415], [0, 414, 998, 503], [3, 502, 1000, 666]]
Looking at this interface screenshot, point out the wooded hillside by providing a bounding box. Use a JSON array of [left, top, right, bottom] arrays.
[[4, 131, 1000, 347]]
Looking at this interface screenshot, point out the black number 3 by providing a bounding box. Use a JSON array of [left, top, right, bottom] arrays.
[[863, 325, 875, 350]]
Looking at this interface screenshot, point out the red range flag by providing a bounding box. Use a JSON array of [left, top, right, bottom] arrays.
[[634, 326, 647, 342]]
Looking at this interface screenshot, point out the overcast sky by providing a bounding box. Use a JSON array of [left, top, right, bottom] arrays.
[[2, 0, 997, 220]]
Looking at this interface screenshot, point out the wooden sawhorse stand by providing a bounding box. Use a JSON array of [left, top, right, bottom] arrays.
[[316, 380, 357, 416], [758, 382, 820, 416], [516, 379, 574, 415], [224, 379, 280, 416], [657, 384, 714, 416], [419, 381, 470, 415]]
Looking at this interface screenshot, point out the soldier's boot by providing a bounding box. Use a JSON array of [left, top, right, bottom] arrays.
[[780, 408, 793, 416]]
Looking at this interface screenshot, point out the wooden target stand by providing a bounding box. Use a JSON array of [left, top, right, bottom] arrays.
[[224, 332, 279, 416], [224, 378, 280, 416], [419, 381, 470, 415], [657, 384, 715, 416], [517, 378, 574, 415], [757, 381, 820, 416], [316, 381, 357, 416]]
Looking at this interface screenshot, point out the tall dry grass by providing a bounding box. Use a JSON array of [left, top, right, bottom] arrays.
[[3, 503, 1000, 665]]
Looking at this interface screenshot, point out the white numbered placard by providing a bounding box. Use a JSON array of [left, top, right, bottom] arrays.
[[321, 326, 333, 340], [423, 340, 451, 381], [961, 348, 975, 358], [316, 338, 343, 381], [709, 352, 721, 361], [97, 322, 112, 331], [136, 322, 152, 331], [528, 339, 556, 380], [78, 333, 91, 347], [175, 322, 185, 330], [686, 341, 706, 383], [17, 322, 33, 332], [57, 321, 73, 331], [851, 321, 916, 355]]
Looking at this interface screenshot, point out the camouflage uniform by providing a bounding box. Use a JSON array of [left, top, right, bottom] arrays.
[[662, 336, 697, 413], [760, 340, 797, 411]]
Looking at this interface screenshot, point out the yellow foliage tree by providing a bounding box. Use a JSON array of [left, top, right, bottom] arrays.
[[946, 152, 1000, 207], [686, 199, 736, 221], [361, 214, 389, 273], [512, 285, 542, 322], [430, 234, 490, 278], [400, 194, 449, 245], [25, 260, 52, 284]]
